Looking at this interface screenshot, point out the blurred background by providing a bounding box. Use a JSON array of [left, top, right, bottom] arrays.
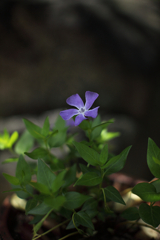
[[0, 0, 160, 203]]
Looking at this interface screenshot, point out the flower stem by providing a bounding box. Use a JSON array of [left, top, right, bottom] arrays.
[[58, 231, 79, 240], [32, 219, 70, 240]]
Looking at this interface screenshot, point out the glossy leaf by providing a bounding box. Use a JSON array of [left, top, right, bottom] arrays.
[[0, 129, 9, 149], [102, 146, 131, 175], [79, 120, 91, 130], [139, 203, 160, 227], [104, 186, 126, 205], [25, 147, 48, 160], [50, 157, 65, 171], [121, 207, 139, 221], [42, 117, 50, 136], [151, 179, 160, 193], [74, 172, 102, 187], [23, 119, 44, 139], [81, 198, 98, 211], [147, 138, 160, 178], [30, 182, 50, 195], [62, 164, 77, 188], [85, 210, 98, 219], [66, 218, 80, 229], [90, 115, 102, 140], [37, 159, 56, 190], [28, 202, 52, 215], [51, 170, 66, 193], [2, 158, 18, 164], [44, 195, 66, 210], [16, 155, 32, 185], [91, 119, 114, 131], [73, 142, 100, 166], [132, 182, 160, 202], [3, 173, 20, 185], [25, 198, 38, 215], [54, 115, 67, 130], [7, 131, 19, 148], [15, 130, 34, 154], [59, 207, 72, 219], [48, 130, 66, 148], [74, 211, 94, 230], [100, 144, 108, 166], [63, 192, 91, 210], [100, 129, 120, 141]]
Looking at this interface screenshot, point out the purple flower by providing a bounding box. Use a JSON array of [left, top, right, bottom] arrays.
[[60, 91, 99, 126]]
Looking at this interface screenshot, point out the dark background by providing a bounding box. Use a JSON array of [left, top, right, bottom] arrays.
[[0, 0, 160, 201]]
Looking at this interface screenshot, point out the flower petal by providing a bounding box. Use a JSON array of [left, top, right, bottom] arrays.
[[85, 107, 99, 119], [85, 91, 99, 110], [75, 114, 86, 126], [66, 94, 84, 109], [60, 109, 79, 120]]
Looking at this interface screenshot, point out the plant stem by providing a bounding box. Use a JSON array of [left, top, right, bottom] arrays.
[[58, 231, 79, 240], [136, 222, 160, 234], [120, 220, 160, 235], [33, 219, 70, 240]]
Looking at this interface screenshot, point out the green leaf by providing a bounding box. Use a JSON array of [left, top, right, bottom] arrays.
[[28, 202, 52, 215], [63, 192, 91, 210], [15, 130, 34, 155], [33, 209, 52, 234], [79, 164, 90, 174], [121, 207, 139, 221], [50, 157, 65, 171], [90, 115, 102, 140], [132, 182, 160, 202], [85, 210, 98, 219], [37, 159, 56, 190], [16, 155, 32, 185], [104, 186, 126, 205], [0, 129, 9, 149], [44, 195, 66, 210], [42, 117, 50, 136], [74, 211, 94, 230], [73, 142, 100, 166], [59, 207, 73, 219], [91, 119, 114, 131], [100, 129, 120, 141], [10, 184, 33, 199], [147, 138, 160, 178], [51, 170, 66, 193], [54, 115, 67, 130], [63, 164, 77, 188], [66, 219, 80, 230], [102, 146, 131, 175], [30, 215, 43, 224], [100, 144, 108, 166], [151, 179, 160, 193], [81, 198, 98, 211], [2, 158, 18, 164], [23, 119, 44, 139], [79, 120, 91, 130], [7, 131, 19, 148], [48, 130, 67, 148], [26, 198, 38, 215], [30, 182, 50, 195], [3, 173, 20, 185], [25, 147, 48, 160], [74, 172, 102, 187], [139, 203, 160, 227]]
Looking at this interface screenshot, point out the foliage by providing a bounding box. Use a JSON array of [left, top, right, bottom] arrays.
[[2, 91, 160, 239]]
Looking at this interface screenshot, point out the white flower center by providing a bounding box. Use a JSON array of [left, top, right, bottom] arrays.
[[79, 107, 85, 114]]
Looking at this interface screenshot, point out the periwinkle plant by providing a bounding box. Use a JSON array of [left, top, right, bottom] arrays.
[[1, 91, 160, 240]]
